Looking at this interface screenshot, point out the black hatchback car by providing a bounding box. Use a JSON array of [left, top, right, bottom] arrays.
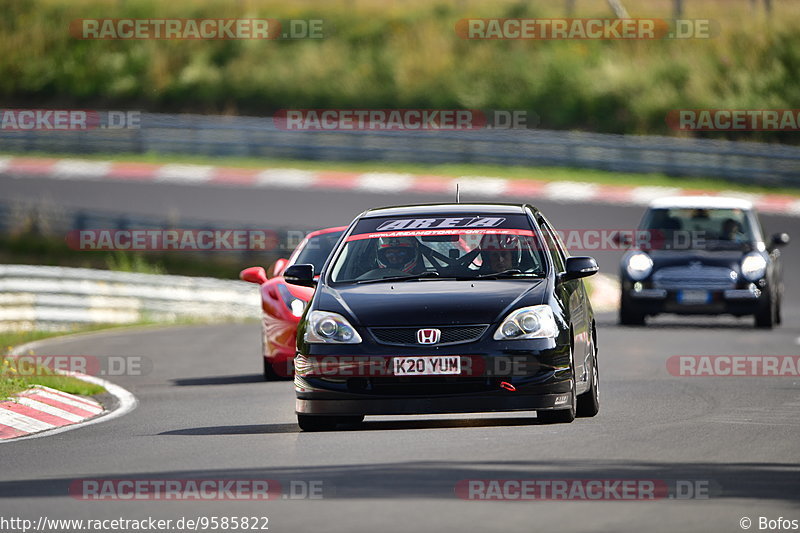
[[619, 196, 789, 328], [284, 203, 600, 431]]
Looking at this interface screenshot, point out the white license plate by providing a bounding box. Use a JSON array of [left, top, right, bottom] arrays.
[[392, 356, 461, 376], [678, 290, 710, 304]]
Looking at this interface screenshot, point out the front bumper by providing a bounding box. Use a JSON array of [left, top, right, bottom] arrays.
[[294, 339, 573, 416], [622, 279, 766, 316], [296, 385, 572, 416]]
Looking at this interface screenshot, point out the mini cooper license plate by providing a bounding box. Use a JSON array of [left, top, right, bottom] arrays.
[[678, 290, 711, 305], [393, 356, 461, 376]]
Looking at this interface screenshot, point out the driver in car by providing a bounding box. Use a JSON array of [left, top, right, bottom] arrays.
[[376, 236, 422, 273], [721, 218, 744, 242], [478, 233, 522, 273]]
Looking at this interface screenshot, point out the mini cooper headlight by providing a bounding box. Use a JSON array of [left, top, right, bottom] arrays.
[[625, 251, 653, 281], [741, 252, 767, 281], [305, 310, 362, 344], [494, 305, 558, 340]]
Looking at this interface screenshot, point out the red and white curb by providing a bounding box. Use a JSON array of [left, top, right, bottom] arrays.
[[2, 156, 800, 217], [0, 385, 103, 440], [1, 335, 138, 443]]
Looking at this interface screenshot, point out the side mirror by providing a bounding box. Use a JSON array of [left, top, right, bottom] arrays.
[[771, 233, 790, 247], [271, 258, 289, 278], [240, 266, 267, 285], [612, 232, 632, 248], [559, 256, 599, 282], [284, 264, 316, 287]]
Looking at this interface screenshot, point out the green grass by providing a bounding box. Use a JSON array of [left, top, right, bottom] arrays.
[[1, 324, 123, 400], [1, 355, 106, 399], [4, 149, 800, 197]]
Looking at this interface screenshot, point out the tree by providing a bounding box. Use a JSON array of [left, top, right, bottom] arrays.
[[606, 0, 630, 18]]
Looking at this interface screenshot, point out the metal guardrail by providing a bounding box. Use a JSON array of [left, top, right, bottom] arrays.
[[0, 264, 260, 331], [1, 113, 799, 185]]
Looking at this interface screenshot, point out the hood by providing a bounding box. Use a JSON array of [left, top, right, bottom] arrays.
[[316, 279, 547, 327]]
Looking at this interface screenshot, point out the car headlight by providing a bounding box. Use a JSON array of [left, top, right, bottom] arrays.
[[493, 305, 558, 340], [305, 311, 362, 344], [741, 252, 767, 281], [277, 284, 308, 318], [625, 252, 653, 281]]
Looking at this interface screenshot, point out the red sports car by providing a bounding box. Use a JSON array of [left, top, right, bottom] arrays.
[[240, 226, 346, 380]]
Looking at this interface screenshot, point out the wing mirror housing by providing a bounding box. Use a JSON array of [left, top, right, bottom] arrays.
[[770, 232, 790, 248], [284, 264, 316, 287], [559, 256, 599, 282], [239, 266, 267, 285]]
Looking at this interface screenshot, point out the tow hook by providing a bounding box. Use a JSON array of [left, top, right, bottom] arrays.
[[500, 381, 516, 392]]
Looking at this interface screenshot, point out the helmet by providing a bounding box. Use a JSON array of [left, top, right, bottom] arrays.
[[479, 233, 522, 270], [376, 236, 419, 272]]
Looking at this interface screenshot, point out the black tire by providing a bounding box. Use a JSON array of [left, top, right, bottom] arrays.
[[537, 394, 576, 424], [263, 358, 283, 381], [577, 334, 600, 418], [754, 294, 776, 329], [338, 415, 365, 426], [297, 414, 340, 432], [619, 297, 646, 326]]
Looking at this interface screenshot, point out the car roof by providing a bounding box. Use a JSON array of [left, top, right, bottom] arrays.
[[360, 203, 531, 218], [648, 196, 754, 210]]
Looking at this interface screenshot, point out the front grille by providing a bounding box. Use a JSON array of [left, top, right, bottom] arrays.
[[369, 325, 488, 346], [362, 376, 496, 396], [652, 266, 737, 290]]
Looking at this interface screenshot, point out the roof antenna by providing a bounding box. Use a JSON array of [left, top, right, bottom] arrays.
[[456, 183, 461, 203]]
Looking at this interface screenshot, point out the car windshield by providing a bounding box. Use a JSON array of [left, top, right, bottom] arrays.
[[641, 208, 755, 251], [329, 214, 547, 284], [290, 230, 344, 274]]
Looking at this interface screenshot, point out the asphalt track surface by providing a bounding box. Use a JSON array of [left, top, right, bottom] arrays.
[[1, 174, 799, 533]]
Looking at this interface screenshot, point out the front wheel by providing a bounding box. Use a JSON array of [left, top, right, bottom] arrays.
[[619, 297, 646, 326], [577, 335, 600, 418], [754, 294, 776, 329]]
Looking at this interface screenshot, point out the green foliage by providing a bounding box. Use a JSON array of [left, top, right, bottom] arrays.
[[0, 0, 797, 140]]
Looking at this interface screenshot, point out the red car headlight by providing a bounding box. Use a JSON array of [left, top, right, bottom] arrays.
[[277, 284, 308, 318]]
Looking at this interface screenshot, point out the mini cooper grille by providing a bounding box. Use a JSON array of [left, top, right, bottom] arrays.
[[369, 325, 488, 346], [652, 266, 737, 290]]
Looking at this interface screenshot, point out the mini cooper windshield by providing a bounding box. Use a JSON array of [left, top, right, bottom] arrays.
[[329, 214, 547, 284], [642, 207, 759, 251]]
